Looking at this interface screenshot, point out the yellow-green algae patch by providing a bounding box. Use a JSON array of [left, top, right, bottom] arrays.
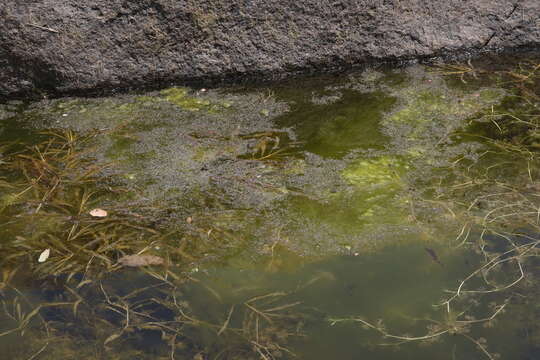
[[29, 87, 234, 136], [160, 87, 210, 111], [1, 57, 539, 360], [160, 87, 232, 112], [341, 156, 410, 223], [283, 155, 413, 252], [342, 156, 408, 189], [377, 67, 508, 162], [387, 88, 505, 127]]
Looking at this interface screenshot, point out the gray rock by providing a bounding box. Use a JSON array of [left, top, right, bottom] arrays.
[[1, 0, 539, 99]]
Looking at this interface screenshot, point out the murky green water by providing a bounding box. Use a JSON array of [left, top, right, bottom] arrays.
[[1, 56, 539, 359]]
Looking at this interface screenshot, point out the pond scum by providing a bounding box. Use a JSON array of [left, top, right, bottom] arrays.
[[330, 60, 540, 359], [0, 59, 539, 359]]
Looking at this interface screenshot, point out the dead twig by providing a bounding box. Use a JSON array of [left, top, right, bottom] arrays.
[[25, 23, 59, 34]]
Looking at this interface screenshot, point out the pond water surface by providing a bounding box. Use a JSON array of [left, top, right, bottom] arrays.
[[0, 55, 539, 360]]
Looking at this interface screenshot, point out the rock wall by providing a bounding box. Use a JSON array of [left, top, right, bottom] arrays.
[[1, 0, 539, 99]]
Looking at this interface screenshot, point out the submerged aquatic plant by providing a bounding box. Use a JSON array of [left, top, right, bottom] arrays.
[[0, 266, 308, 360], [0, 129, 309, 360], [430, 59, 482, 83], [329, 60, 540, 359], [0, 58, 538, 360], [0, 130, 166, 278], [239, 131, 303, 161]]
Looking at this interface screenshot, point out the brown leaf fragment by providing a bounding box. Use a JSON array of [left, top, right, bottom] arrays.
[[118, 254, 164, 267]]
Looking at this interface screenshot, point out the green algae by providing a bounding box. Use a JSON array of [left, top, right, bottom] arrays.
[[275, 90, 395, 158], [161, 87, 210, 111], [0, 62, 531, 257], [0, 56, 539, 360], [387, 87, 505, 126], [325, 156, 412, 229], [342, 156, 408, 189], [18, 88, 294, 213], [160, 87, 233, 113]]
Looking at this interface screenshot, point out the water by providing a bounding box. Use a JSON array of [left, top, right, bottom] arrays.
[[0, 56, 539, 359]]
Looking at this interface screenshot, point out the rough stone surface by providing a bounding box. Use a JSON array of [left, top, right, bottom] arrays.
[[1, 0, 539, 99]]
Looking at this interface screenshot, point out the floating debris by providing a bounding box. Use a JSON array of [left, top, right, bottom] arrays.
[[117, 254, 164, 267], [38, 248, 50, 263], [89, 208, 108, 217]]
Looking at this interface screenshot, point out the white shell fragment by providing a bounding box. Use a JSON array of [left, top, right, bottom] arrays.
[[89, 208, 108, 217], [38, 248, 50, 263]]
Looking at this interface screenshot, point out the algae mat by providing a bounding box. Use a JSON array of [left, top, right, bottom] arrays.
[[0, 56, 539, 359]]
